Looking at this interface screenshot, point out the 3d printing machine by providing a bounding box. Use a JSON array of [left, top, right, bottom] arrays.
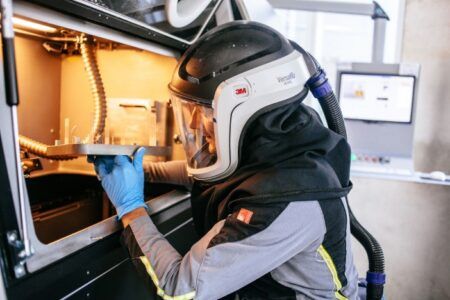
[[0, 0, 231, 298]]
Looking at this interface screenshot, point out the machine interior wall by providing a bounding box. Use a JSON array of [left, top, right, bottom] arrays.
[[351, 0, 450, 299], [58, 45, 184, 171], [16, 36, 61, 172]]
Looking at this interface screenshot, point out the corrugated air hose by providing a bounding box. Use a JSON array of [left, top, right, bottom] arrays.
[[315, 86, 386, 300], [304, 48, 386, 299]]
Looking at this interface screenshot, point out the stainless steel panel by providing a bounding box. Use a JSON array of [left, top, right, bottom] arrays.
[[26, 189, 190, 272], [46, 144, 171, 157]]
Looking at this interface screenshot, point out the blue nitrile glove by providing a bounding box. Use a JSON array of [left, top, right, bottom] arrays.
[[94, 148, 147, 219], [88, 155, 115, 180]]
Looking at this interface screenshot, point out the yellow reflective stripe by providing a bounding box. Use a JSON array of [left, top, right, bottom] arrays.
[[317, 245, 348, 300], [335, 290, 348, 300], [139, 256, 196, 300]]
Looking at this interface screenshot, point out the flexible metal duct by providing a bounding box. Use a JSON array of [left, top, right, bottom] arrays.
[[79, 34, 107, 144], [18, 134, 75, 160]]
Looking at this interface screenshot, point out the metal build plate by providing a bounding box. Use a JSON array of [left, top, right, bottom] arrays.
[[46, 144, 171, 157]]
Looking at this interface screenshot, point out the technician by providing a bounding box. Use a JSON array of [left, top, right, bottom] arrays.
[[94, 21, 358, 300]]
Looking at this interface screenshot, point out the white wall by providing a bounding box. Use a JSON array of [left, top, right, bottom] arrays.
[[402, 0, 450, 174], [351, 178, 450, 299], [351, 0, 450, 299]]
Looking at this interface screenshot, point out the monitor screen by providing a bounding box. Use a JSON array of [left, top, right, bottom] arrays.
[[339, 73, 415, 123]]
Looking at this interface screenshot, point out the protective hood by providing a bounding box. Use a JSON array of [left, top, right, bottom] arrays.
[[190, 97, 352, 234]]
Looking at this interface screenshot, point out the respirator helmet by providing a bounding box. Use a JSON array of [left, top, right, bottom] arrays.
[[169, 21, 319, 182]]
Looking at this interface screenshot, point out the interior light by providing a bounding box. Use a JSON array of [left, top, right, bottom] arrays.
[[13, 17, 57, 33]]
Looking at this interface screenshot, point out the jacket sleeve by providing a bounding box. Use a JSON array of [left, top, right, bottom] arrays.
[[121, 201, 326, 300], [143, 160, 193, 188]]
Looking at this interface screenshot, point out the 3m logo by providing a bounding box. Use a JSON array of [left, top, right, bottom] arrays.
[[236, 208, 253, 224], [235, 87, 247, 95], [233, 84, 250, 98]]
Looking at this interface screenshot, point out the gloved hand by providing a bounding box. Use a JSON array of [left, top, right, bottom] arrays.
[[93, 148, 147, 219], [88, 155, 115, 180]]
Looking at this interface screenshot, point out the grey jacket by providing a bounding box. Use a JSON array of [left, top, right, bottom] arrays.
[[121, 161, 359, 300]]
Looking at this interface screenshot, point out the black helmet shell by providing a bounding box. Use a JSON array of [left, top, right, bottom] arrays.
[[169, 21, 295, 105]]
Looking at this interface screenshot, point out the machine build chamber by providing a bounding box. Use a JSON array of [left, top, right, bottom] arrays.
[[0, 3, 200, 298], [13, 16, 178, 243]]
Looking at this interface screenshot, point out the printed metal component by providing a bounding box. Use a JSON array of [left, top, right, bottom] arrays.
[[21, 157, 43, 177], [173, 134, 182, 144]]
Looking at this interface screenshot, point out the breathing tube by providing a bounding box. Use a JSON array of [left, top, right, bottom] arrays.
[[18, 34, 107, 159], [305, 56, 386, 299]]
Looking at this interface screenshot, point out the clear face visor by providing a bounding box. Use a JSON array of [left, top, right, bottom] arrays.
[[171, 94, 217, 169]]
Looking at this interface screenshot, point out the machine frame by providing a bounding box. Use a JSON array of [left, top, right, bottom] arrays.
[[25, 0, 225, 51], [0, 1, 205, 298]]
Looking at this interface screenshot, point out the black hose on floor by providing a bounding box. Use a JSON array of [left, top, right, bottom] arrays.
[[307, 68, 386, 300]]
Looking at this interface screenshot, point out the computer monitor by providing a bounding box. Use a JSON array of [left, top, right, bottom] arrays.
[[336, 63, 420, 175], [339, 73, 415, 123]]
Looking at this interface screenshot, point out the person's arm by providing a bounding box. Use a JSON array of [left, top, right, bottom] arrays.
[[93, 150, 325, 299], [122, 207, 147, 228], [143, 160, 193, 188], [121, 201, 325, 300]]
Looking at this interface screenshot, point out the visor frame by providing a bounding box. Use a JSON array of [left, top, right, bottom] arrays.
[[168, 87, 213, 107], [170, 93, 218, 170]]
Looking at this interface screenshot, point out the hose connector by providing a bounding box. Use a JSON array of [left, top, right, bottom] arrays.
[[366, 271, 386, 299], [366, 272, 386, 285], [306, 69, 333, 99]]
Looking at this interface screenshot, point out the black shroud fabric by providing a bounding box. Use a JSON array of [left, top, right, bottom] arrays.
[[190, 95, 352, 235]]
